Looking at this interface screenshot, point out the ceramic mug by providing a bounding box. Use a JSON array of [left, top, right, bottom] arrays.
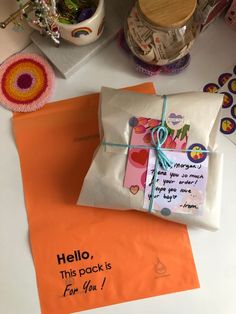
[[57, 0, 105, 46]]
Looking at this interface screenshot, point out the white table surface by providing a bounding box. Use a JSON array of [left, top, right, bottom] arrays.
[[0, 17, 236, 314]]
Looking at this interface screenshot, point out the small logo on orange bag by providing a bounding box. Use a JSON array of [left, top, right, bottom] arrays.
[[154, 257, 170, 279]]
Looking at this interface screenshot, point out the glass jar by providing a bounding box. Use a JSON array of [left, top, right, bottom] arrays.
[[124, 0, 202, 66]]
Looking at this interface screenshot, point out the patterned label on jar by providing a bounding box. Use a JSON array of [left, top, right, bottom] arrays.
[[127, 6, 153, 54], [153, 33, 167, 62]]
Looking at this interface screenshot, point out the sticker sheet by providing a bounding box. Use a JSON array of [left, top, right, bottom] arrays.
[[203, 64, 236, 144], [219, 75, 236, 144], [203, 64, 236, 93]]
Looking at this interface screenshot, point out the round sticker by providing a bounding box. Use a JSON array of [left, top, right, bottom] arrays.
[[166, 112, 185, 130], [187, 143, 207, 163], [220, 92, 233, 108], [160, 208, 171, 216], [218, 73, 232, 86], [203, 83, 219, 93], [220, 118, 236, 135], [129, 116, 138, 127], [231, 105, 236, 119], [228, 78, 236, 94]]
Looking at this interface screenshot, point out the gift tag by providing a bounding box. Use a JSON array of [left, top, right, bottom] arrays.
[[143, 144, 209, 215], [124, 116, 190, 192]]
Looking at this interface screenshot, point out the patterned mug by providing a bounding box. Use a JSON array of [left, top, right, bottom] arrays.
[[57, 0, 105, 46]]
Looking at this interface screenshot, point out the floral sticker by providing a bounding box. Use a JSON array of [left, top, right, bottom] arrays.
[[220, 117, 236, 135], [220, 92, 233, 108], [203, 83, 219, 93], [187, 143, 207, 164], [231, 105, 236, 119], [218, 73, 232, 87], [228, 78, 236, 94]]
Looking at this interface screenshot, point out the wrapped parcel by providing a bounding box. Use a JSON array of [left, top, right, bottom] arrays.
[[78, 87, 224, 230]]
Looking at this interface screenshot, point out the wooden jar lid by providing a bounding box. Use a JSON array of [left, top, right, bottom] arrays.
[[138, 0, 197, 28]]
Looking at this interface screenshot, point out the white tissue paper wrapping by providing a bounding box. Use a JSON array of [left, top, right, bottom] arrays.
[[78, 87, 224, 231]]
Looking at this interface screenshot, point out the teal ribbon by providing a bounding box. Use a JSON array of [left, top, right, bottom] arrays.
[[103, 95, 209, 213], [147, 95, 173, 211]]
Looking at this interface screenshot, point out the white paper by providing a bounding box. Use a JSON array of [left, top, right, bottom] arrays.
[[78, 88, 224, 230]]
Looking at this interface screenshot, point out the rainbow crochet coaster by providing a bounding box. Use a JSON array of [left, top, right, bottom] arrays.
[[0, 53, 55, 112]]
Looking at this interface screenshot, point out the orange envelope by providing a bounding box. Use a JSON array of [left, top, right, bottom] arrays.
[[13, 83, 199, 314]]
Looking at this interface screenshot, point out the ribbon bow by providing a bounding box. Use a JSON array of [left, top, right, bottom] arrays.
[[148, 95, 173, 211], [151, 125, 173, 171]]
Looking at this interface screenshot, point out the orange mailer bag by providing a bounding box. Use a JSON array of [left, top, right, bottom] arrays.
[[12, 83, 199, 314]]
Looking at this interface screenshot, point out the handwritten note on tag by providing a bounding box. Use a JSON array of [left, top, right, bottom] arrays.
[[143, 150, 208, 215]]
